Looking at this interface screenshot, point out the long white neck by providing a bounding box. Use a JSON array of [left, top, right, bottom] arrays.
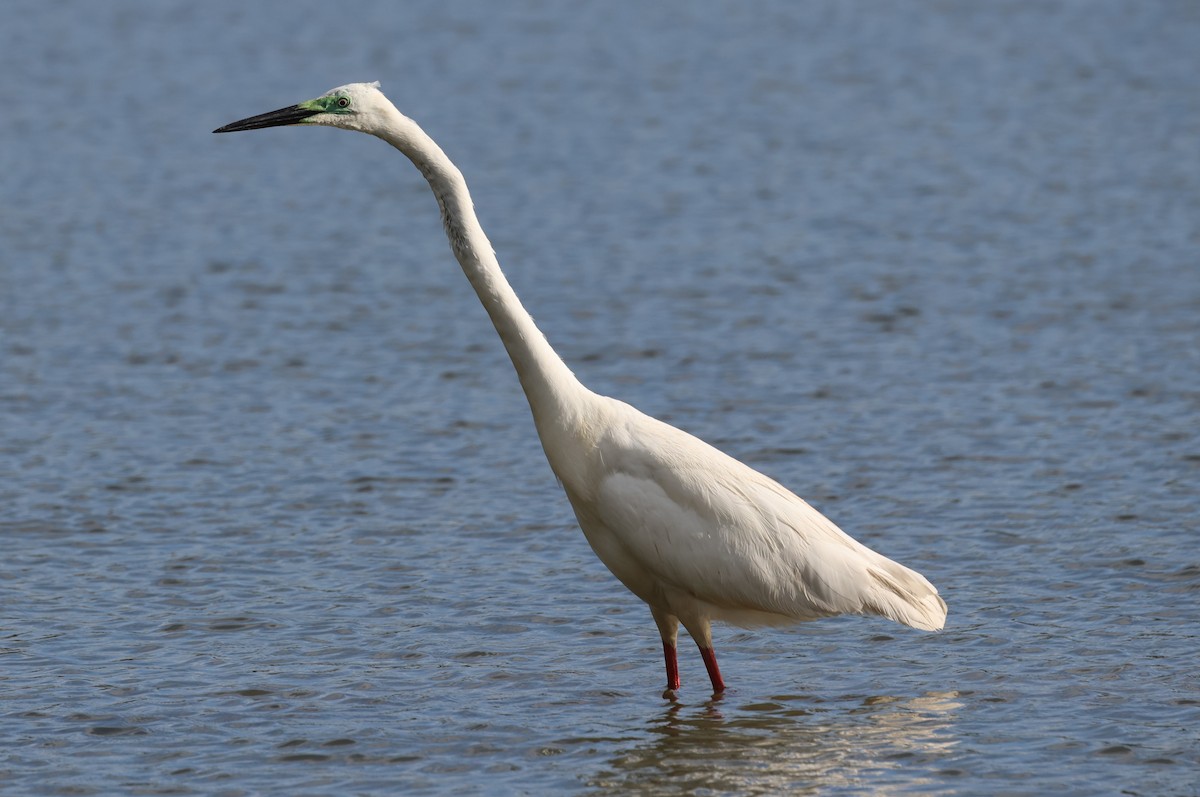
[[371, 104, 587, 427]]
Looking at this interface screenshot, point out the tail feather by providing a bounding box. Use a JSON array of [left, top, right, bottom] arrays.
[[864, 561, 947, 631]]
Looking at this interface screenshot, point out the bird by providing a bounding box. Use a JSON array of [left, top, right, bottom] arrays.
[[214, 82, 947, 696]]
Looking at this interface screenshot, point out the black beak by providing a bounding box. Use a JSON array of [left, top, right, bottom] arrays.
[[213, 104, 320, 134]]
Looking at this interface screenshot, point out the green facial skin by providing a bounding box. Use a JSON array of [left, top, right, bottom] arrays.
[[297, 93, 353, 120]]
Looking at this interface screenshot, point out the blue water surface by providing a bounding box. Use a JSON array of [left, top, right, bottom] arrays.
[[1, 2, 1198, 795]]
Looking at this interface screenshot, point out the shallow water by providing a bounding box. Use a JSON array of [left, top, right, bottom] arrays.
[[2, 1, 1198, 794]]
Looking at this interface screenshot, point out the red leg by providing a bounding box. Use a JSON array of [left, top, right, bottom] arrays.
[[662, 640, 681, 691], [699, 646, 725, 693]]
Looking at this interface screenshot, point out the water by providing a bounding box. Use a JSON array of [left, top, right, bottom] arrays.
[[2, 1, 1198, 794]]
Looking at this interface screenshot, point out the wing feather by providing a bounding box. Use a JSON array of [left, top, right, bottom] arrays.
[[584, 406, 945, 630]]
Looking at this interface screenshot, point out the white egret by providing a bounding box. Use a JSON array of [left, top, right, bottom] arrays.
[[214, 82, 946, 695]]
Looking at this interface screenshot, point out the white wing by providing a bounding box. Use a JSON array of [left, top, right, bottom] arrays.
[[578, 401, 946, 631]]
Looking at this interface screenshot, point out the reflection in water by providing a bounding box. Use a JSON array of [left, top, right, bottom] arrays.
[[584, 692, 962, 795]]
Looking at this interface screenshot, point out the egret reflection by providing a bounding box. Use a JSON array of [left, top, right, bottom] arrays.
[[583, 691, 962, 794]]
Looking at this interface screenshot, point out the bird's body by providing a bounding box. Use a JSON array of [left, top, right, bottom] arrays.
[[215, 82, 946, 695]]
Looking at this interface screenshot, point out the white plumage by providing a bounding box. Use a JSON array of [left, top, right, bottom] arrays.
[[215, 82, 947, 694]]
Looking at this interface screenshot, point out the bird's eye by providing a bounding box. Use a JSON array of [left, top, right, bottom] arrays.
[[337, 97, 350, 108]]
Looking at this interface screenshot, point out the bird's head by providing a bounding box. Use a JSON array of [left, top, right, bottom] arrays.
[[213, 81, 389, 135]]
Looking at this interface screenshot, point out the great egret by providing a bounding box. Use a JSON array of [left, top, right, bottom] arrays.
[[214, 82, 947, 695]]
